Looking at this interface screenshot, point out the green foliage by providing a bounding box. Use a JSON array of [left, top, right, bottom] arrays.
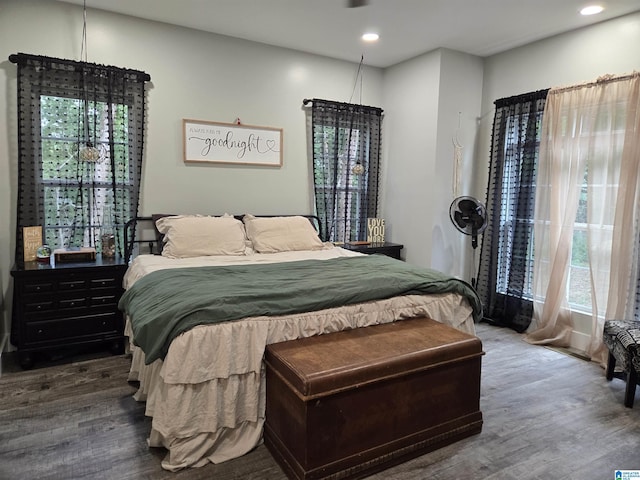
[[39, 94, 133, 250]]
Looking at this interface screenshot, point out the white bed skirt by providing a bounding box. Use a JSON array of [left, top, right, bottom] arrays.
[[125, 292, 476, 471]]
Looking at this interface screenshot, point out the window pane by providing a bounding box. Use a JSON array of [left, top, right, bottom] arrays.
[[41, 138, 80, 181], [495, 110, 540, 299], [568, 229, 592, 309], [40, 96, 82, 139]]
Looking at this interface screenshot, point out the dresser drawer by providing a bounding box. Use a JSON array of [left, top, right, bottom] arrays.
[[59, 279, 88, 291], [24, 312, 119, 345], [23, 281, 54, 294], [24, 300, 55, 314], [23, 293, 90, 320], [90, 277, 118, 289], [59, 297, 89, 309], [90, 294, 118, 307]]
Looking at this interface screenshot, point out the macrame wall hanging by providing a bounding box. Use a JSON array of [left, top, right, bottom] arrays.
[[452, 112, 463, 197]]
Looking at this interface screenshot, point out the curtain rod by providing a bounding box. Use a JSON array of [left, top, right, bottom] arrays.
[[9, 52, 151, 82], [550, 71, 639, 94], [302, 98, 383, 114], [494, 88, 549, 108]]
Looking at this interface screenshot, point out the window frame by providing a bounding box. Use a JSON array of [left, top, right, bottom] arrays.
[[35, 86, 137, 253], [313, 123, 370, 241]]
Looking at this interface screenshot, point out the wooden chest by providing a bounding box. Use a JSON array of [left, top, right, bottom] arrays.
[[264, 317, 484, 480]]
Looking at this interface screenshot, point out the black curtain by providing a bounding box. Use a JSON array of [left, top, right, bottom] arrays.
[[476, 89, 549, 332], [10, 53, 149, 261], [309, 99, 382, 243]]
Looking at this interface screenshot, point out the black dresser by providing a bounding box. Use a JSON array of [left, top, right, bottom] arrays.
[[10, 256, 128, 369]]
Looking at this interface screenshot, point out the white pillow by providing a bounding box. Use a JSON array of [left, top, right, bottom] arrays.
[[156, 215, 248, 258], [243, 214, 324, 253]]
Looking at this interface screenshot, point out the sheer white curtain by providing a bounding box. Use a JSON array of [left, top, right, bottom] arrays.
[[526, 73, 640, 365]]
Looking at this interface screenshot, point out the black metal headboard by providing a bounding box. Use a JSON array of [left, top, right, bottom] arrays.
[[124, 214, 322, 262]]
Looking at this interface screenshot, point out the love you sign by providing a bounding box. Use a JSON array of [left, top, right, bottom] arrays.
[[367, 218, 385, 243]]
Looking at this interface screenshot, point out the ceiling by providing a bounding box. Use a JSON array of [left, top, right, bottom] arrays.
[[56, 0, 640, 68]]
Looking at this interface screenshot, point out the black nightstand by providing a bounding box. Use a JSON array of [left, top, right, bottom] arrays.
[[10, 255, 128, 369], [342, 242, 404, 260]]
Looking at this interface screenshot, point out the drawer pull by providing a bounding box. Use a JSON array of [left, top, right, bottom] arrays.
[[25, 283, 53, 293]]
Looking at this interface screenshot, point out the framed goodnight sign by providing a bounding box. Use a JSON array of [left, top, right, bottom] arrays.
[[183, 119, 283, 167]]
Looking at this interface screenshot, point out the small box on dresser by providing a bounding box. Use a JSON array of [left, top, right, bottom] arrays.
[[10, 256, 128, 369], [264, 317, 484, 480]]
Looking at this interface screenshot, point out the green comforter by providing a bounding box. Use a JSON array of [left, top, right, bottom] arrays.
[[119, 254, 482, 364]]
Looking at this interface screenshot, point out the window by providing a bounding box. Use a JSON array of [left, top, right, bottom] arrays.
[[309, 99, 382, 243], [565, 100, 626, 313], [492, 97, 623, 315], [568, 172, 591, 310], [480, 80, 640, 340], [11, 53, 149, 262], [476, 89, 548, 332], [495, 109, 543, 300], [39, 94, 134, 251], [313, 124, 369, 240]]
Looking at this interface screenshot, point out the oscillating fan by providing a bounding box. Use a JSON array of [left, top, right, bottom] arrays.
[[449, 196, 488, 249], [449, 196, 488, 287]]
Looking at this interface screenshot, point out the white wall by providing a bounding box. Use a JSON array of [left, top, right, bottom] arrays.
[[0, 0, 384, 349], [382, 48, 483, 275], [381, 50, 441, 267]]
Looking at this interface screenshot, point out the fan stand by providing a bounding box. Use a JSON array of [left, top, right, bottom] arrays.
[[471, 228, 478, 249], [470, 228, 478, 288]]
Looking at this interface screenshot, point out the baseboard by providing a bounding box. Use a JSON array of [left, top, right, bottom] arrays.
[[569, 329, 591, 354], [544, 329, 592, 362]]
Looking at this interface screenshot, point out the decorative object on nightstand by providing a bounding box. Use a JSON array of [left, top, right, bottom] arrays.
[[53, 247, 97, 263], [36, 245, 52, 264], [101, 231, 116, 258], [22, 226, 42, 262], [367, 217, 385, 243]]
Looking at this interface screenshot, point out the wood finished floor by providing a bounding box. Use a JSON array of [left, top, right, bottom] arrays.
[[1, 322, 639, 480]]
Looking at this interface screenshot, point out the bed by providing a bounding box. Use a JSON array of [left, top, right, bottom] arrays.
[[120, 214, 482, 471]]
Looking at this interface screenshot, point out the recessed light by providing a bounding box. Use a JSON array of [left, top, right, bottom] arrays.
[[580, 5, 604, 15], [362, 33, 379, 42]]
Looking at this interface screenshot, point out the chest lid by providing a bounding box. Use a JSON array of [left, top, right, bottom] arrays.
[[265, 317, 483, 398]]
